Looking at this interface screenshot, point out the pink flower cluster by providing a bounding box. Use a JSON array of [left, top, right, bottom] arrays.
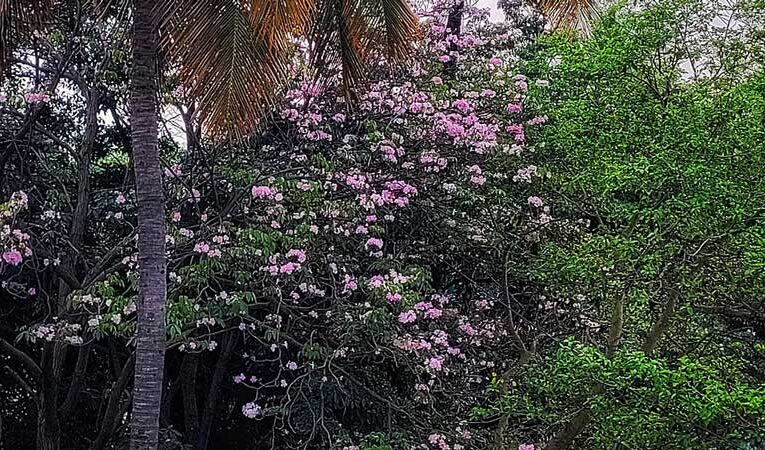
[[24, 92, 50, 103], [251, 185, 282, 201]]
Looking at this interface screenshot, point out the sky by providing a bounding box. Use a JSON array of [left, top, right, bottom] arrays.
[[476, 0, 505, 21]]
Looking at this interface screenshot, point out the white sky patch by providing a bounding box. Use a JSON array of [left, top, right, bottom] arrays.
[[476, 0, 505, 22]]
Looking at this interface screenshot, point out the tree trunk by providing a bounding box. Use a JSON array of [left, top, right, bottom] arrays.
[[90, 356, 135, 450], [195, 334, 236, 450], [37, 343, 61, 450], [443, 0, 464, 77], [129, 2, 167, 450], [543, 407, 594, 450], [544, 288, 678, 450], [181, 353, 199, 444]]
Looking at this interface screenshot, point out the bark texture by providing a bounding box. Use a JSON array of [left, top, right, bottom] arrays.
[[129, 2, 167, 449]]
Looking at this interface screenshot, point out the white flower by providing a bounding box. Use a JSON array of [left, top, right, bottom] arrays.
[[242, 402, 261, 419]]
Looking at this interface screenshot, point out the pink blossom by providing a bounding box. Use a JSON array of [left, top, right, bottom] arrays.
[[452, 99, 472, 113], [251, 185, 276, 199], [414, 301, 433, 311], [233, 373, 246, 383], [386, 292, 402, 303], [115, 194, 126, 204], [426, 356, 444, 371], [343, 275, 358, 292], [365, 237, 383, 250], [369, 275, 385, 288], [470, 175, 486, 185], [306, 130, 332, 141], [332, 113, 346, 122], [519, 445, 536, 450], [439, 55, 451, 63], [506, 103, 523, 114], [459, 323, 477, 336], [242, 402, 261, 419], [24, 92, 50, 103], [355, 225, 368, 235], [286, 249, 307, 263], [279, 262, 297, 274], [429, 433, 444, 444], [488, 56, 503, 67], [398, 311, 417, 323], [528, 196, 543, 207], [2, 250, 23, 266], [431, 76, 443, 85], [424, 308, 442, 319], [528, 115, 548, 126]]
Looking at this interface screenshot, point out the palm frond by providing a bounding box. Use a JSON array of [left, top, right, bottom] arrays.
[[310, 0, 368, 97], [0, 0, 55, 74], [370, 0, 421, 61], [309, 0, 420, 98], [248, 0, 314, 45], [537, 0, 600, 36], [162, 0, 296, 137]]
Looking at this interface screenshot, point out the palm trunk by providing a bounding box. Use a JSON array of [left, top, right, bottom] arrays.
[[129, 2, 167, 450]]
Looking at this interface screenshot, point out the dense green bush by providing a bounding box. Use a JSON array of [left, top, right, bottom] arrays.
[[480, 1, 765, 447]]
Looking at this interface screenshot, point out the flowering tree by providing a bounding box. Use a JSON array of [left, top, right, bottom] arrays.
[[1, 1, 764, 450]]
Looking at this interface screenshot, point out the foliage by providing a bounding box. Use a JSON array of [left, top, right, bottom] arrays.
[[1, 1, 764, 450]]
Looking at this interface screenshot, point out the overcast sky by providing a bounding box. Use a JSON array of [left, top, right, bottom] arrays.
[[476, 0, 505, 21]]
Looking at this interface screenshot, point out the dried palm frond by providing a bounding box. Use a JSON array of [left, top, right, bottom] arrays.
[[309, 0, 420, 99], [0, 0, 56, 74], [162, 0, 298, 137], [537, 0, 600, 36], [247, 0, 314, 46], [162, 0, 420, 137]]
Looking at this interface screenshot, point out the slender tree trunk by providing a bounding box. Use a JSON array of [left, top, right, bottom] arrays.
[[90, 356, 135, 450], [543, 407, 595, 450], [181, 353, 199, 444], [37, 343, 61, 450], [443, 0, 464, 77], [129, 2, 167, 450], [544, 288, 678, 450], [195, 334, 236, 450], [641, 290, 677, 356], [59, 343, 91, 417]]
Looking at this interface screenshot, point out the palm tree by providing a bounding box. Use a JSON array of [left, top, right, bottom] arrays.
[[128, 1, 166, 449]]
